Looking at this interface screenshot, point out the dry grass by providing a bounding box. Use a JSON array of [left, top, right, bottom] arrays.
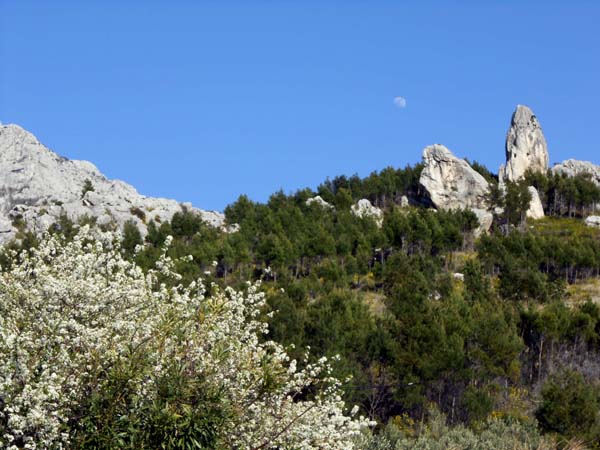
[[363, 291, 387, 317], [564, 440, 588, 450], [566, 278, 600, 307], [446, 250, 477, 273], [531, 217, 600, 240]]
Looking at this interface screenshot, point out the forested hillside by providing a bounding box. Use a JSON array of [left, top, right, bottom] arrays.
[[3, 105, 600, 448], [6, 159, 600, 448]]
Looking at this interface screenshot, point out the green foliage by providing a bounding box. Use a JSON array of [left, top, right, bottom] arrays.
[[49, 213, 78, 240], [10, 160, 600, 444], [462, 386, 495, 424], [524, 170, 600, 218], [129, 206, 146, 222], [316, 164, 423, 209], [503, 180, 532, 227], [469, 159, 499, 185], [536, 369, 600, 444], [121, 220, 143, 258], [81, 178, 95, 198], [462, 259, 492, 303], [71, 358, 229, 449], [478, 224, 600, 290], [357, 407, 554, 450]]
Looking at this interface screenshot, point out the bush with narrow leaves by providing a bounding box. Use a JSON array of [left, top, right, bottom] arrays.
[[0, 227, 371, 449]]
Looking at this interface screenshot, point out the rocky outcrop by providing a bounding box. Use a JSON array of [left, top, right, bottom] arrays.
[[419, 144, 492, 235], [453, 273, 465, 281], [552, 159, 600, 185], [420, 144, 490, 211], [351, 199, 383, 227], [500, 105, 548, 182], [472, 209, 494, 237], [306, 195, 333, 209], [585, 216, 600, 228], [526, 186, 545, 219], [0, 124, 225, 243]]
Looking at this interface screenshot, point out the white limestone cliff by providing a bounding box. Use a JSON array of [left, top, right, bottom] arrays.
[[0, 124, 225, 243]]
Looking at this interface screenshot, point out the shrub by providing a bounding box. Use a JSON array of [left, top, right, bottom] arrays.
[[0, 227, 371, 449], [81, 179, 94, 199], [357, 407, 560, 450], [129, 206, 146, 222], [536, 369, 600, 444]]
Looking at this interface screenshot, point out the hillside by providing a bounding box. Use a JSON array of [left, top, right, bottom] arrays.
[[3, 106, 600, 448]]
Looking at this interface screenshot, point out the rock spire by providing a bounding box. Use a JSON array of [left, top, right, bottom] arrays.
[[500, 105, 549, 182]]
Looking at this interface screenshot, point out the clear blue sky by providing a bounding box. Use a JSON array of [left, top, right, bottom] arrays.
[[1, 1, 599, 211]]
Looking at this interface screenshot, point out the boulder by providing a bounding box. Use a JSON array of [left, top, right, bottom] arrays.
[[453, 273, 465, 282], [419, 144, 490, 211], [419, 145, 493, 236], [0, 124, 226, 243], [472, 208, 494, 237], [500, 105, 549, 182], [400, 195, 410, 208], [526, 186, 545, 219], [351, 199, 383, 227], [585, 216, 600, 228]]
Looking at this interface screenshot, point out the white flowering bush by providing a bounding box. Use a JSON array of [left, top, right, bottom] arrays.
[[0, 227, 371, 449]]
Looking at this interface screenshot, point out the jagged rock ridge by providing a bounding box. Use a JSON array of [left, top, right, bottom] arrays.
[[552, 159, 600, 186], [0, 124, 224, 243], [4, 103, 595, 244]]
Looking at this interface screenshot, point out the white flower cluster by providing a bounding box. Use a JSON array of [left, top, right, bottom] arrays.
[[0, 227, 372, 449]]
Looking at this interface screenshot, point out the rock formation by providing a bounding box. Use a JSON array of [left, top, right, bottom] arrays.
[[472, 209, 494, 237], [0, 124, 225, 243], [351, 199, 383, 227], [3, 103, 589, 245], [306, 195, 333, 209], [585, 216, 600, 228], [499, 105, 549, 182], [495, 106, 548, 219], [419, 144, 492, 235], [526, 186, 545, 220], [552, 159, 600, 185], [419, 144, 490, 211], [453, 273, 465, 281]]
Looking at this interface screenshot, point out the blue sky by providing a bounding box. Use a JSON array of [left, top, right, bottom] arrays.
[[1, 1, 599, 211]]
